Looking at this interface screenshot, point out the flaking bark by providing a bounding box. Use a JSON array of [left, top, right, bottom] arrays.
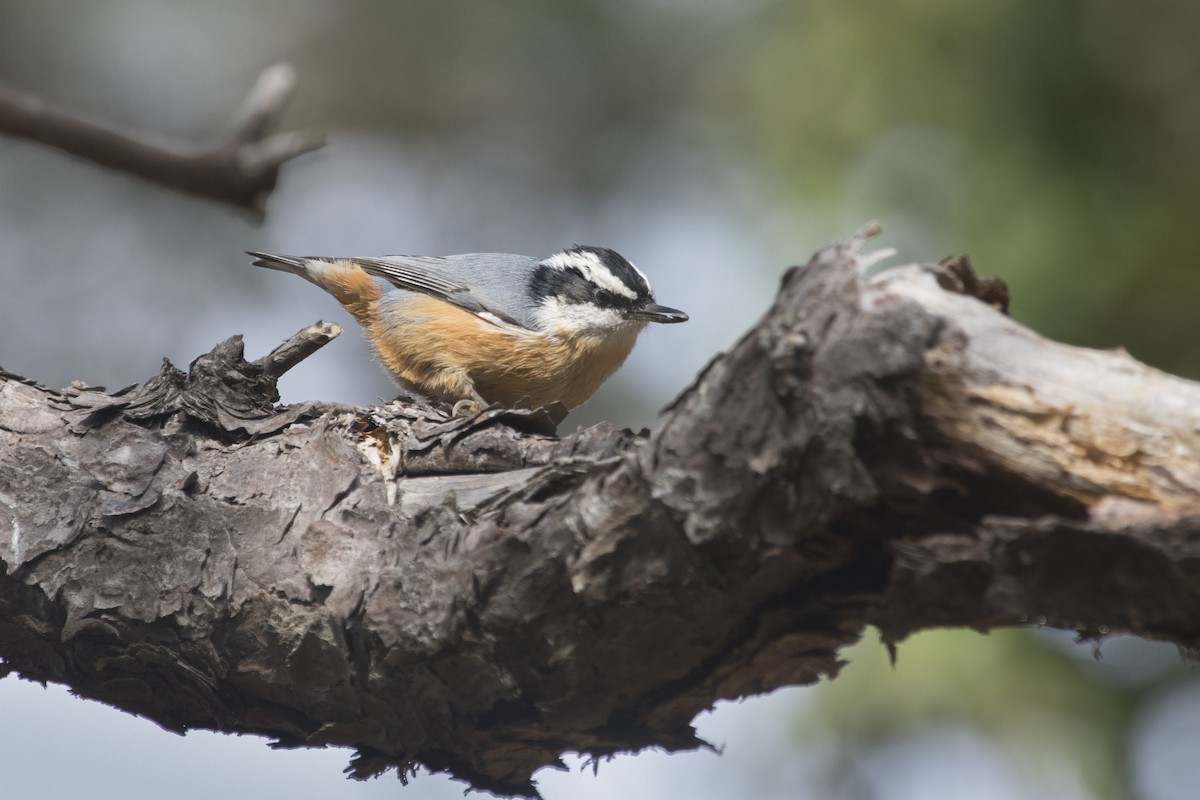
[[3, 231, 1200, 797]]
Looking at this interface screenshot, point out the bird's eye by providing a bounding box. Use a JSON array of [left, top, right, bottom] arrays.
[[594, 288, 617, 305]]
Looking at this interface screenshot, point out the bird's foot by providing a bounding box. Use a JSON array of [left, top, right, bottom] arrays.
[[451, 398, 484, 417]]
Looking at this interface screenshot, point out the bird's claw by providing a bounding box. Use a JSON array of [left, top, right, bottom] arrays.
[[451, 399, 483, 417]]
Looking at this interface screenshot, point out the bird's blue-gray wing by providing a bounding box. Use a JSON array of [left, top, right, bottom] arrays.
[[354, 254, 540, 330], [354, 256, 466, 298]]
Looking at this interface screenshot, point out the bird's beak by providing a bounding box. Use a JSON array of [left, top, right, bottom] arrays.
[[630, 303, 689, 324]]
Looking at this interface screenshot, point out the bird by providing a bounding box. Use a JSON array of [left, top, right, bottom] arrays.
[[247, 246, 688, 413]]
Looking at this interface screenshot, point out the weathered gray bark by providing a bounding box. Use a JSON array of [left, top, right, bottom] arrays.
[[3, 231, 1200, 797]]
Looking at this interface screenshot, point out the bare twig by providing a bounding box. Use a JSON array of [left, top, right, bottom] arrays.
[[0, 63, 325, 217], [255, 321, 343, 379]]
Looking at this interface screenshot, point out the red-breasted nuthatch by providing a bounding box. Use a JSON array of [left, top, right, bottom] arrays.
[[247, 246, 688, 412]]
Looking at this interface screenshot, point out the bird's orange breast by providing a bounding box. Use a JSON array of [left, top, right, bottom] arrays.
[[371, 294, 641, 408]]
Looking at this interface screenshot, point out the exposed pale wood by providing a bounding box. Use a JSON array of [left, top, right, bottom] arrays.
[[883, 264, 1200, 518]]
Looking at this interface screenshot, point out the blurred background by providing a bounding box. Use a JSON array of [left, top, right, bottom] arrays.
[[2, 0, 1200, 798]]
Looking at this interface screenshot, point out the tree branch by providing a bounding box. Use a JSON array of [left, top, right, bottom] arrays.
[[2, 231, 1199, 797], [0, 63, 324, 216]]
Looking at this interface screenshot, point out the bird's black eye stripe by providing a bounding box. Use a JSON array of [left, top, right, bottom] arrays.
[[531, 264, 643, 310], [587, 284, 642, 313], [530, 264, 592, 304]]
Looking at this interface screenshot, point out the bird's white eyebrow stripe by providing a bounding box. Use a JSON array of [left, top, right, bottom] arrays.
[[542, 251, 639, 299]]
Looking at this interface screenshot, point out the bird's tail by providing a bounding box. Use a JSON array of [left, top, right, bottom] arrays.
[[246, 251, 382, 319], [246, 251, 323, 286], [248, 251, 308, 274]]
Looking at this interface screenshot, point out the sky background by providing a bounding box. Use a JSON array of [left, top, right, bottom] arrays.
[[3, 1, 1200, 798]]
